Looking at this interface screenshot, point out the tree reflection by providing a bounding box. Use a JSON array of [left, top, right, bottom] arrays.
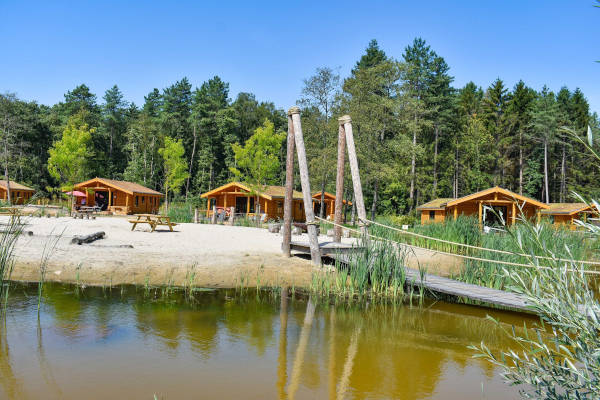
[[0, 319, 24, 399]]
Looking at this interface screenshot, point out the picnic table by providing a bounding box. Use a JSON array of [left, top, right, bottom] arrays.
[[128, 214, 177, 232]]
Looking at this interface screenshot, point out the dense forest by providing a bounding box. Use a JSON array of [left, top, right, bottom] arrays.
[[1, 38, 598, 216]]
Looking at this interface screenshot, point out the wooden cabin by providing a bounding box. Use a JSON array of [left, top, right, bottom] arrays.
[[416, 187, 549, 227], [312, 191, 352, 220], [74, 178, 164, 215], [0, 180, 35, 205], [541, 203, 594, 230], [200, 182, 306, 221]]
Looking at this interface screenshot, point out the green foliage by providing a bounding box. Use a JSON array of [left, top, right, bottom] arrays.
[[471, 213, 600, 399], [310, 234, 409, 301], [166, 201, 197, 223], [0, 40, 598, 210], [230, 119, 285, 193], [159, 136, 189, 202], [47, 112, 94, 189]]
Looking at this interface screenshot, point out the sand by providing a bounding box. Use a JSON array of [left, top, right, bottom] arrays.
[[6, 214, 462, 288], [6, 216, 340, 288]]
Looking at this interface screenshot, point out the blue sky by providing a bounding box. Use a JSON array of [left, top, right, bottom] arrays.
[[1, 1, 598, 114]]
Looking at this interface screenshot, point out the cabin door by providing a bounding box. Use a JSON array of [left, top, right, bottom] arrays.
[[235, 196, 248, 213], [95, 191, 109, 211], [483, 205, 507, 227], [313, 201, 327, 217]]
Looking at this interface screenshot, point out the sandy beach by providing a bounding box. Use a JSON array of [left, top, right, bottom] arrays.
[[7, 215, 325, 288], [6, 214, 462, 288]]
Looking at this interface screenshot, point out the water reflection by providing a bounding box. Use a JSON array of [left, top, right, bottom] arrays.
[[0, 283, 533, 399], [0, 321, 24, 399], [277, 287, 289, 400]]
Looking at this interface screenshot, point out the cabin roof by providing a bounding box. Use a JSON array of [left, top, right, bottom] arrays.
[[312, 191, 352, 205], [200, 182, 303, 200], [75, 178, 163, 196], [541, 203, 591, 215], [416, 198, 454, 211], [0, 180, 35, 192], [445, 186, 548, 209]]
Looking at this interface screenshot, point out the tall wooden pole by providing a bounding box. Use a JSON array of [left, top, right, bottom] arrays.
[[333, 122, 346, 243], [282, 111, 296, 257], [290, 107, 321, 266], [340, 116, 368, 238]]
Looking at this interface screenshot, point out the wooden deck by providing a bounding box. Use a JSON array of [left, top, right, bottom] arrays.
[[290, 240, 364, 257], [290, 241, 531, 313]]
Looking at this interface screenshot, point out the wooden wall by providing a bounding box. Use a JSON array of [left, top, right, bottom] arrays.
[[0, 188, 34, 205], [420, 209, 445, 224], [207, 193, 305, 221], [77, 183, 161, 215]]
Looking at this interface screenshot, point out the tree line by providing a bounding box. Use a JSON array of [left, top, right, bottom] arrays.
[[1, 37, 598, 216]]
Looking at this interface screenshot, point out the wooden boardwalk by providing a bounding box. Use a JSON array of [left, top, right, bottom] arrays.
[[290, 241, 531, 313], [289, 240, 364, 257]]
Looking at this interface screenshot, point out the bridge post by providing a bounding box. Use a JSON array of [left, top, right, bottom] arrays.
[[333, 120, 346, 242], [340, 116, 368, 238], [290, 107, 321, 266], [281, 110, 296, 257]]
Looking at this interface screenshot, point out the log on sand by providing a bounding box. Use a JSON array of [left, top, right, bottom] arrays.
[[71, 231, 106, 245]]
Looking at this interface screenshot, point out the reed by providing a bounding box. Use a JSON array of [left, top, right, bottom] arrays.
[[375, 215, 596, 290], [471, 208, 600, 398], [310, 230, 410, 302], [0, 216, 23, 310], [37, 228, 62, 312]]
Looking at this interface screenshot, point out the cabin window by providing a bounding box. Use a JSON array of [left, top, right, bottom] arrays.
[[135, 196, 139, 206], [429, 211, 435, 220], [142, 196, 145, 204], [550, 215, 555, 224], [277, 201, 283, 214]]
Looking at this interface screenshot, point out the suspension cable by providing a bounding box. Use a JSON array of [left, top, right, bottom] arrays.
[[315, 217, 600, 275]]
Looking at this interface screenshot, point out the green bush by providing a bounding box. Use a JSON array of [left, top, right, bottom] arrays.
[[166, 202, 195, 223]]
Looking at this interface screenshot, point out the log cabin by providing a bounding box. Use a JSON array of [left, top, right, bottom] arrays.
[[416, 187, 549, 227], [312, 191, 352, 220], [0, 180, 35, 205], [73, 178, 164, 215], [541, 203, 594, 230], [200, 182, 306, 221]]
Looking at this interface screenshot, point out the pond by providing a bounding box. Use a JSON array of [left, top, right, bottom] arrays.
[[0, 283, 535, 399]]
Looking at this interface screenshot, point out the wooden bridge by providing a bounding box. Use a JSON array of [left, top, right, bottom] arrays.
[[290, 241, 532, 314]]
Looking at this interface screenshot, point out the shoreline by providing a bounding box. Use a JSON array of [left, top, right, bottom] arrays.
[[6, 215, 462, 289], [7, 216, 320, 288]]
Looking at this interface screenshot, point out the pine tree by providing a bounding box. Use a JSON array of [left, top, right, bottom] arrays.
[[102, 85, 128, 177]]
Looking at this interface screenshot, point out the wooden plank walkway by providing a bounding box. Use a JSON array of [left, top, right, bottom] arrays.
[[290, 240, 364, 257], [290, 241, 531, 313]]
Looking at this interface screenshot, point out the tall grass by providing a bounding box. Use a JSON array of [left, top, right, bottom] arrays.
[[166, 202, 197, 223], [310, 228, 411, 302], [470, 210, 600, 398], [374, 215, 597, 290], [0, 216, 23, 310]]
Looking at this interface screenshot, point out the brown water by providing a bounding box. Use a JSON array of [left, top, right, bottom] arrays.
[[0, 284, 536, 399]]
